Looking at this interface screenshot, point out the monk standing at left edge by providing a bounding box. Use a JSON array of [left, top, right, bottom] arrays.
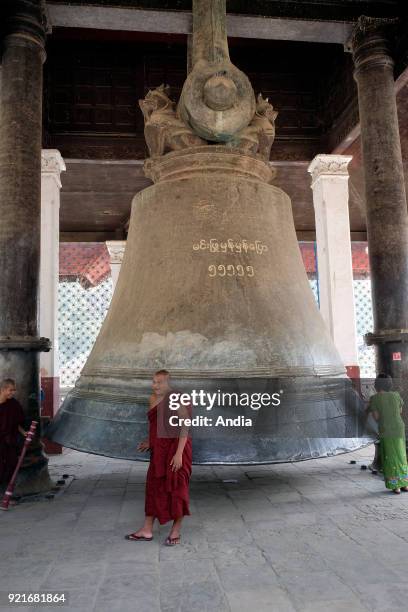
[[126, 370, 192, 546], [0, 379, 27, 488]]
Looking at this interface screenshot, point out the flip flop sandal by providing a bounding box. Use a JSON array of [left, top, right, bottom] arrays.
[[165, 535, 181, 546], [125, 533, 153, 541]]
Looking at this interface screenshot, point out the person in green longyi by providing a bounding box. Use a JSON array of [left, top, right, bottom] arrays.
[[368, 373, 408, 494]]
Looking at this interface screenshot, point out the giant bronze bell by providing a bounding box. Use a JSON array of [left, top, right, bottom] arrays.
[[48, 0, 372, 463]]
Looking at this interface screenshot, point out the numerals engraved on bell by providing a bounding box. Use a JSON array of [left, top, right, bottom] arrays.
[[208, 265, 255, 278]]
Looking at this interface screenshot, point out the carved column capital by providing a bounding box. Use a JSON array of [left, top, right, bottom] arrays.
[[350, 16, 398, 75], [3, 0, 48, 60], [106, 241, 127, 265], [308, 154, 352, 187], [41, 150, 66, 187]]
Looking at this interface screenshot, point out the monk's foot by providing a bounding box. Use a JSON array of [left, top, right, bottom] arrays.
[[392, 488, 401, 494], [401, 486, 408, 492], [125, 528, 153, 541], [165, 531, 181, 546]]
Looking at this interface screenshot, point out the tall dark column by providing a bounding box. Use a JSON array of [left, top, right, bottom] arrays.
[[352, 16, 408, 403], [0, 0, 53, 493]]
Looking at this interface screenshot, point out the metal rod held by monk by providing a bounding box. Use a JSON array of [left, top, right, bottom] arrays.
[[1, 421, 37, 511]]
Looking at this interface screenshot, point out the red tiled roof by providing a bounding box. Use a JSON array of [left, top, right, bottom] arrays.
[[59, 243, 110, 288], [299, 242, 369, 277]]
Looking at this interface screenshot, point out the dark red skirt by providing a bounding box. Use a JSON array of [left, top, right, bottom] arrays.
[[0, 443, 19, 484], [145, 437, 192, 524]]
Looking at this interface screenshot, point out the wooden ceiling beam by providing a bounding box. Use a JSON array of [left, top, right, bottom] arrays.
[[47, 3, 353, 46]]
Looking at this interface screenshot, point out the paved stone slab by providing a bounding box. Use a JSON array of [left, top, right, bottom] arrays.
[[0, 446, 407, 611], [225, 586, 297, 612]]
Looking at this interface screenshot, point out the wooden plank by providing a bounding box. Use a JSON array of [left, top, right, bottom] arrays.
[[60, 231, 118, 242], [296, 230, 367, 241], [47, 3, 353, 45], [61, 230, 367, 243]]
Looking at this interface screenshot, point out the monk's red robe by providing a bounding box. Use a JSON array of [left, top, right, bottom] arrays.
[[145, 394, 192, 524], [0, 398, 25, 484]]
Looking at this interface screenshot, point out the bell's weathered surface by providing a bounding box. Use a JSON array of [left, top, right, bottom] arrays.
[[47, 0, 372, 462], [48, 146, 371, 463]]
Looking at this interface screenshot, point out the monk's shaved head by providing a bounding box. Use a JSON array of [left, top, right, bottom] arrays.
[[154, 369, 170, 379], [152, 370, 171, 399], [1, 378, 16, 390], [0, 379, 17, 401]]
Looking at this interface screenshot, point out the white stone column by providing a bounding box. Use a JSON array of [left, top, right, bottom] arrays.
[[106, 241, 126, 290], [308, 154, 359, 377], [40, 150, 66, 422]]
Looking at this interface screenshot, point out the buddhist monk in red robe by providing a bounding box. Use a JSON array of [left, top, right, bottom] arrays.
[[125, 370, 192, 546], [0, 379, 27, 486]]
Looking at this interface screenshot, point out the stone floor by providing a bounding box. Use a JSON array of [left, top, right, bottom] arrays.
[[1, 446, 408, 612]]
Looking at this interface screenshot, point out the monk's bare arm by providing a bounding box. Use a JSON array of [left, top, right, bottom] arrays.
[[177, 404, 190, 438], [137, 394, 156, 452], [176, 434, 188, 454], [170, 405, 190, 471]]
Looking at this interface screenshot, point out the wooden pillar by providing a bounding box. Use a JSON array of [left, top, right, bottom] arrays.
[[352, 16, 408, 421], [0, 1, 53, 493]]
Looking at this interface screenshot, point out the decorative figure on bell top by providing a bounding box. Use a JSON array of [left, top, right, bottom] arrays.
[[228, 93, 278, 160], [139, 84, 204, 158]]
